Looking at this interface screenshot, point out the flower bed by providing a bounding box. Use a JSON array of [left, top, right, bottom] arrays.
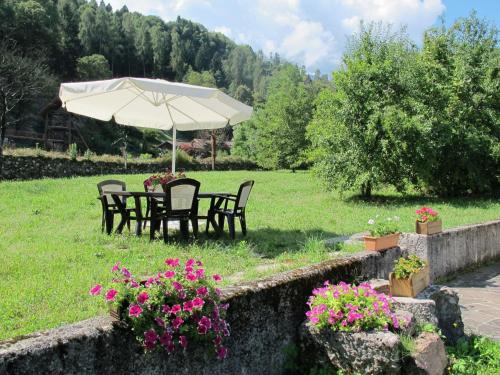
[[306, 281, 401, 332], [143, 170, 186, 189], [90, 258, 229, 359]]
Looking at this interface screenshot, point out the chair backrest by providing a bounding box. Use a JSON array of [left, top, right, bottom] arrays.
[[162, 178, 200, 215], [235, 180, 254, 209], [97, 180, 126, 205]]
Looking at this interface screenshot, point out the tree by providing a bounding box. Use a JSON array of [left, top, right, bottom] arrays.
[[253, 64, 314, 169], [0, 41, 52, 177], [307, 23, 423, 197], [183, 69, 216, 87], [76, 54, 111, 80]]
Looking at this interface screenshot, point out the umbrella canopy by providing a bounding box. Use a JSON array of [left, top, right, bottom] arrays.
[[59, 77, 252, 172]]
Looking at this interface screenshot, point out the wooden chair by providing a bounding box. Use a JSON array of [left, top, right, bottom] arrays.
[[97, 180, 133, 234], [212, 180, 254, 239], [151, 178, 201, 242], [143, 184, 165, 229]]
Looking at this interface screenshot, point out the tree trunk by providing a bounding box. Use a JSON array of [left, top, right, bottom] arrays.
[[361, 181, 372, 199], [0, 110, 6, 179], [211, 130, 216, 171]]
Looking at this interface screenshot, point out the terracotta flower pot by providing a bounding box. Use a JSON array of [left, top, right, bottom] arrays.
[[416, 220, 442, 235], [363, 233, 400, 251], [389, 266, 430, 297]]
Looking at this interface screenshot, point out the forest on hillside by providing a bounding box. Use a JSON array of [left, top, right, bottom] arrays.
[[0, 0, 323, 155]]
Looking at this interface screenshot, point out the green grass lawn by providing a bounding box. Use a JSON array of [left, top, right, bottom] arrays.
[[0, 170, 499, 340]]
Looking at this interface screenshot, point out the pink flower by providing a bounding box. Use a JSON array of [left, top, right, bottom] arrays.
[[162, 304, 171, 314], [111, 262, 121, 272], [165, 258, 180, 267], [186, 259, 195, 267], [217, 346, 228, 360], [172, 281, 183, 291], [186, 273, 197, 281], [144, 329, 159, 344], [164, 270, 175, 278], [171, 304, 181, 314], [214, 336, 222, 346], [196, 260, 203, 266], [195, 268, 205, 278], [137, 291, 149, 304], [130, 280, 140, 288], [89, 284, 102, 296], [179, 335, 188, 348], [192, 297, 205, 309], [185, 266, 194, 273], [172, 316, 184, 330], [159, 332, 172, 346], [196, 286, 208, 296], [129, 304, 143, 318], [212, 274, 222, 282], [200, 316, 212, 329], [121, 267, 131, 278], [155, 317, 165, 327], [105, 289, 118, 301], [198, 324, 208, 335], [183, 300, 193, 312]]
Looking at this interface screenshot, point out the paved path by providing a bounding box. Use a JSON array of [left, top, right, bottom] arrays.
[[445, 262, 500, 341]]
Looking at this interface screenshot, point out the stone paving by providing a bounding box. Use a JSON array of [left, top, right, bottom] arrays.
[[445, 261, 500, 341]]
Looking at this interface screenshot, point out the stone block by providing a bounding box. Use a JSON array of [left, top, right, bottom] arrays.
[[300, 323, 401, 375], [392, 297, 438, 327], [418, 285, 464, 344], [404, 332, 447, 375]]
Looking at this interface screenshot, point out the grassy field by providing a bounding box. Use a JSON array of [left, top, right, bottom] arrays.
[[1, 170, 499, 340]]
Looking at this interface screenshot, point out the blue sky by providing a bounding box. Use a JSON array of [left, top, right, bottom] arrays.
[[106, 0, 499, 74]]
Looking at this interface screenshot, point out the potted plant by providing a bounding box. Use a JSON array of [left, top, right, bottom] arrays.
[[143, 169, 186, 191], [304, 281, 406, 373], [363, 216, 401, 251], [389, 255, 430, 297], [415, 207, 442, 235], [89, 258, 230, 359]]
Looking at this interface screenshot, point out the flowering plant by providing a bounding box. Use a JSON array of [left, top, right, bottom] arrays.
[[367, 216, 400, 237], [306, 281, 402, 332], [393, 255, 427, 279], [143, 169, 186, 189], [89, 258, 229, 359], [415, 207, 440, 223]]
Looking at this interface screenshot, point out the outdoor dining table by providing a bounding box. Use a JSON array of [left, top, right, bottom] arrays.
[[103, 190, 231, 239]]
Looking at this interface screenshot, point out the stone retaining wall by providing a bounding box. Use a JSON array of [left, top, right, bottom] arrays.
[[399, 220, 500, 281], [0, 155, 257, 180], [1, 220, 498, 374], [0, 248, 403, 375]]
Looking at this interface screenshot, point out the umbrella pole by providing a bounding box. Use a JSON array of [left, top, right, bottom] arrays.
[[172, 124, 176, 174]]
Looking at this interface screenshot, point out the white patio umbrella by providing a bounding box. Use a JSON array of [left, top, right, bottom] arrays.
[[59, 77, 252, 173]]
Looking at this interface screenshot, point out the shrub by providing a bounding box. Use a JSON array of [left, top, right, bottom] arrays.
[[139, 153, 153, 160], [68, 143, 78, 160], [83, 149, 94, 161], [306, 281, 402, 332], [367, 216, 400, 237], [393, 255, 426, 279], [447, 336, 500, 374], [89, 258, 230, 359]]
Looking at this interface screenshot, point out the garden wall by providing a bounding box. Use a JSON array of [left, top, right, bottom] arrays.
[[0, 155, 257, 181], [1, 221, 499, 375], [399, 220, 500, 281], [0, 248, 404, 375]]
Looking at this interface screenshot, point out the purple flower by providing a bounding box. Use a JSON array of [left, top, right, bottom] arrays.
[[121, 267, 131, 278], [105, 289, 118, 301], [137, 291, 149, 304], [129, 304, 143, 318], [217, 346, 228, 360], [172, 316, 184, 330], [165, 258, 180, 267], [196, 286, 208, 296], [89, 284, 102, 296], [111, 262, 121, 272], [164, 270, 175, 278], [179, 335, 188, 348]]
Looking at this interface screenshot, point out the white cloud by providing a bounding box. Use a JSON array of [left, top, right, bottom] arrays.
[[338, 0, 445, 37], [213, 26, 232, 37], [280, 21, 336, 67]]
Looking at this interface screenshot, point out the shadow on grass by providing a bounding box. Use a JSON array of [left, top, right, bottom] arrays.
[[345, 193, 497, 209], [153, 227, 342, 259]]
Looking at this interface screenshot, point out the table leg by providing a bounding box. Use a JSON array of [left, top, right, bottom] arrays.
[[133, 196, 143, 236]]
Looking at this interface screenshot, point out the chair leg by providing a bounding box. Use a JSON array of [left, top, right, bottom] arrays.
[[191, 217, 199, 238], [105, 211, 114, 235], [150, 217, 156, 241], [227, 214, 236, 240], [144, 202, 150, 229], [239, 214, 247, 236], [162, 218, 168, 243], [180, 219, 189, 240], [218, 213, 225, 232], [126, 217, 131, 232], [101, 212, 105, 232]]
